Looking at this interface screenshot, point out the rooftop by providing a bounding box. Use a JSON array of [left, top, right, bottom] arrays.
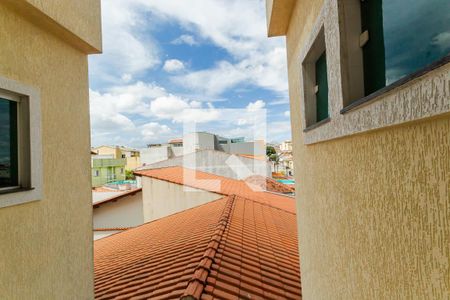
[[94, 195, 301, 299], [134, 166, 296, 213]]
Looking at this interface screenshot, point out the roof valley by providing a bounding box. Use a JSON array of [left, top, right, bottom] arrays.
[[181, 195, 236, 299]]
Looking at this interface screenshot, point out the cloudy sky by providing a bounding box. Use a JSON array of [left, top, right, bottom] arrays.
[[89, 0, 290, 148]]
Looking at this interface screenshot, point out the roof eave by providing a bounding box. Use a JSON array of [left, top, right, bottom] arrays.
[[266, 0, 296, 37]]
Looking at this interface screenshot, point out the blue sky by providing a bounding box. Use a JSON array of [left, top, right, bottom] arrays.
[[89, 0, 291, 148]]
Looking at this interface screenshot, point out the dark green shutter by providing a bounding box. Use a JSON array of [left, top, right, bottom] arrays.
[[315, 52, 329, 122], [360, 0, 386, 95]]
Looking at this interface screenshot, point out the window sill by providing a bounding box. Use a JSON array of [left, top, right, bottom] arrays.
[[0, 187, 35, 195], [303, 117, 330, 132], [341, 54, 450, 114]]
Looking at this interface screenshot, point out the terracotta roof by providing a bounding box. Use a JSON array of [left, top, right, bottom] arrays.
[[93, 188, 142, 208], [92, 187, 121, 192], [134, 167, 296, 214], [244, 175, 295, 193], [94, 195, 301, 299], [168, 138, 183, 144]]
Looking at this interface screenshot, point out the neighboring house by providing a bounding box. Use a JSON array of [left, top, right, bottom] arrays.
[[93, 188, 143, 240], [141, 132, 265, 165], [0, 1, 101, 298], [280, 140, 293, 152], [278, 151, 294, 176], [134, 166, 295, 222], [266, 1, 450, 299], [93, 145, 140, 170], [94, 194, 300, 299], [136, 149, 271, 179], [91, 153, 126, 187], [93, 167, 294, 240]]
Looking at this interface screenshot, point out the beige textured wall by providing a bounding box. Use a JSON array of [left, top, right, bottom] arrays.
[[14, 0, 102, 51], [141, 177, 222, 222], [286, 0, 450, 299], [0, 3, 95, 299]]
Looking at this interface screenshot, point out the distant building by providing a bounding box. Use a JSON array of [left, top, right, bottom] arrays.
[[280, 140, 293, 152], [93, 188, 143, 240], [93, 167, 293, 240], [137, 149, 271, 179], [91, 152, 126, 187], [92, 145, 140, 170], [141, 132, 265, 165], [278, 151, 294, 176]]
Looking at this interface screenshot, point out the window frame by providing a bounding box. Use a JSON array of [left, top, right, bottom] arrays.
[[296, 0, 450, 145], [339, 0, 450, 113], [301, 26, 331, 131], [0, 95, 19, 191], [0, 76, 43, 208]]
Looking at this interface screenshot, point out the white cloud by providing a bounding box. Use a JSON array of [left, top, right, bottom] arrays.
[[171, 34, 199, 46], [432, 31, 450, 51], [150, 96, 219, 123], [284, 111, 290, 117], [163, 59, 185, 73], [88, 0, 160, 84], [141, 122, 171, 140], [246, 100, 266, 111], [128, 0, 288, 97]]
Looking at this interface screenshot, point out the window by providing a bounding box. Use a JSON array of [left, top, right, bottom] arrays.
[[302, 27, 329, 128], [121, 154, 126, 158], [315, 52, 329, 122], [0, 98, 18, 189], [341, 0, 450, 104], [120, 168, 124, 174], [0, 78, 43, 208], [94, 170, 99, 177]]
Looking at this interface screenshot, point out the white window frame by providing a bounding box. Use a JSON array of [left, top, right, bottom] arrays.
[[0, 76, 43, 208]]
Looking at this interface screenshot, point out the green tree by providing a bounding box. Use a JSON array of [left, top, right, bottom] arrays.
[[266, 146, 276, 156], [125, 170, 135, 180]]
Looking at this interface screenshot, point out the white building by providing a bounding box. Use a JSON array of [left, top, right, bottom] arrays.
[[140, 132, 265, 166]]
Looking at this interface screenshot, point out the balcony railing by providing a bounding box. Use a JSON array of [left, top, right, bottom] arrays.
[[92, 158, 126, 168]]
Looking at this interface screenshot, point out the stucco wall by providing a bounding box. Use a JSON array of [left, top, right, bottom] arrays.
[[93, 192, 144, 229], [141, 177, 222, 222], [10, 0, 102, 52], [0, 3, 97, 299], [286, 0, 450, 299]]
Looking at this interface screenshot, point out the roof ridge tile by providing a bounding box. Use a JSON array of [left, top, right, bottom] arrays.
[[181, 195, 236, 300]]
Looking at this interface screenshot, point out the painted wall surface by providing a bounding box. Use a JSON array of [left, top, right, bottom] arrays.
[[141, 177, 222, 222], [141, 146, 171, 165], [21, 0, 102, 51], [140, 150, 271, 179], [92, 158, 126, 187], [93, 192, 144, 229], [284, 0, 450, 298], [0, 3, 99, 298]]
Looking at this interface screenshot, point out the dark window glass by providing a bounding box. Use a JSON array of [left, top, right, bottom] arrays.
[[315, 51, 329, 122], [0, 98, 18, 188], [361, 0, 450, 95]]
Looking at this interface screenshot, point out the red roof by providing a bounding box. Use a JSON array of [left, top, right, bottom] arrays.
[[94, 195, 301, 299], [134, 167, 296, 214], [244, 175, 295, 194]]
